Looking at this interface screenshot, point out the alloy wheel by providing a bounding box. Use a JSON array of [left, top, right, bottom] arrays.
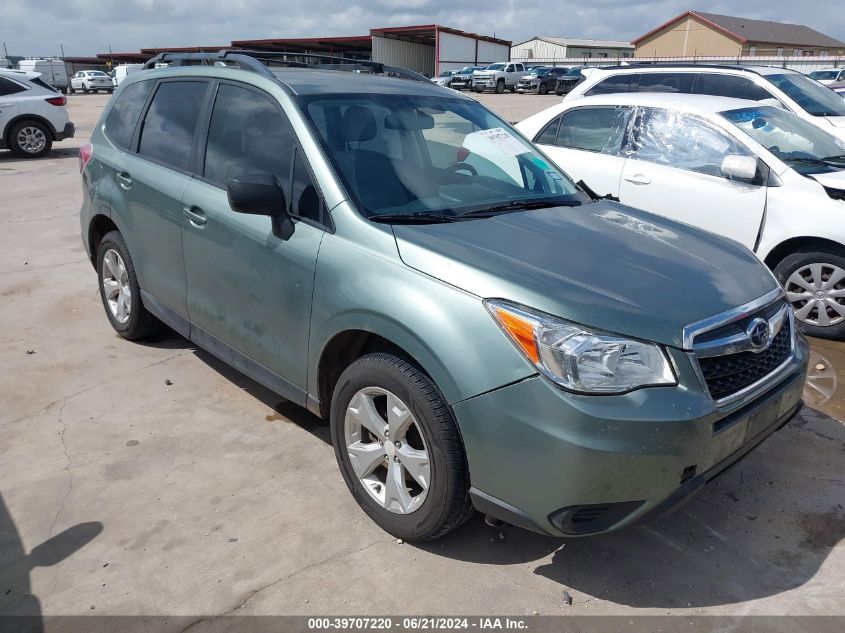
[[16, 126, 47, 154], [786, 263, 845, 327], [344, 387, 430, 514], [101, 248, 132, 324]]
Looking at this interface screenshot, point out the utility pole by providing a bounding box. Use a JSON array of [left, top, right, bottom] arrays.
[[60, 43, 65, 59], [109, 44, 114, 69], [2, 42, 8, 58]]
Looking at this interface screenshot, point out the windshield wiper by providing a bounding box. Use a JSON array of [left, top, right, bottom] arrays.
[[368, 211, 464, 224], [784, 156, 841, 168], [820, 154, 845, 164], [459, 198, 581, 218]]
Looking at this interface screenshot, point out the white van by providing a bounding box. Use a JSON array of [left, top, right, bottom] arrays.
[[16, 58, 68, 93], [111, 63, 143, 87]]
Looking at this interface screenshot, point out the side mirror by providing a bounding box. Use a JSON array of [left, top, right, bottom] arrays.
[[721, 154, 758, 181], [227, 174, 294, 240]]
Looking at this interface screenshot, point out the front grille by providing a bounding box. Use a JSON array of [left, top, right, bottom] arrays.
[[698, 318, 792, 400]]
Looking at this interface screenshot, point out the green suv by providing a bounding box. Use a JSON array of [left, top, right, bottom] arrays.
[[79, 52, 809, 540]]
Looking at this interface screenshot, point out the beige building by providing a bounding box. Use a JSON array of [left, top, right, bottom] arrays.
[[633, 10, 845, 58]]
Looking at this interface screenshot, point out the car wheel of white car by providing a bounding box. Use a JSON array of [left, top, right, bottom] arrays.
[[775, 249, 845, 340], [9, 121, 52, 158], [82, 84, 89, 94]]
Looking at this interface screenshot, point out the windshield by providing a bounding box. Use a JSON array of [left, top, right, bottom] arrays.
[[533, 68, 550, 76], [765, 73, 845, 116], [299, 93, 581, 219], [722, 106, 845, 174], [485, 64, 505, 71], [88, 71, 109, 77], [438, 71, 453, 78], [564, 68, 583, 77], [810, 71, 839, 81]]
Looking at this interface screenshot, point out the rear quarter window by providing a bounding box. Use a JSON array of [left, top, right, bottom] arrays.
[[585, 75, 635, 96], [104, 80, 154, 150], [0, 77, 27, 96], [700, 74, 774, 101]]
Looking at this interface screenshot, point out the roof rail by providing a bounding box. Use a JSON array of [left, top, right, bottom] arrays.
[[141, 49, 430, 83]]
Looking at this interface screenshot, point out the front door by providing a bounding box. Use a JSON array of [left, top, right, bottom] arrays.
[[181, 82, 324, 400], [618, 107, 766, 249]]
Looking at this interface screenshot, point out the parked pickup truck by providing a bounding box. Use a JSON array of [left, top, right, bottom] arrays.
[[450, 66, 486, 91], [472, 62, 525, 93]]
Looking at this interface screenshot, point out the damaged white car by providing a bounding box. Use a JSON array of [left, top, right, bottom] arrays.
[[517, 93, 845, 339]]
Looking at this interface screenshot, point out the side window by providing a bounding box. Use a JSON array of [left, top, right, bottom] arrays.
[[291, 149, 321, 223], [534, 115, 562, 145], [505, 65, 514, 73], [138, 81, 208, 170], [203, 84, 295, 200], [585, 75, 634, 96], [631, 108, 752, 177], [0, 77, 26, 96], [516, 64, 524, 72], [556, 107, 632, 154], [701, 74, 774, 101], [636, 72, 695, 94], [104, 79, 154, 150]]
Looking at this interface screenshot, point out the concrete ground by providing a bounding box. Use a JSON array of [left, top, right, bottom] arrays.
[[1, 92, 844, 621]]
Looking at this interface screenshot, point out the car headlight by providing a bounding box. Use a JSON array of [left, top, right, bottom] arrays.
[[485, 299, 676, 394]]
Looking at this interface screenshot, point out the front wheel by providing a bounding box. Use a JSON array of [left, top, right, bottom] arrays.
[[330, 353, 473, 541], [96, 231, 162, 340], [495, 79, 505, 94], [774, 249, 845, 340], [538, 82, 548, 95]]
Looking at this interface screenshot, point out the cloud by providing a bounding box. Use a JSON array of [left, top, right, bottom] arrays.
[[2, 0, 844, 57]]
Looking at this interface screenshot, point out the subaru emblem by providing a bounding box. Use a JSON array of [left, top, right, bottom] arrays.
[[746, 317, 770, 349]]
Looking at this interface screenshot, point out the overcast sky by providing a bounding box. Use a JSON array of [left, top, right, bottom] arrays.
[[3, 0, 845, 58]]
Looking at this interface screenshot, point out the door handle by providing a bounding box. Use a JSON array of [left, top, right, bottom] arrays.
[[183, 205, 208, 227], [624, 173, 651, 185], [115, 172, 133, 189]]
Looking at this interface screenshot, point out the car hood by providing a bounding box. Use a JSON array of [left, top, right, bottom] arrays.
[[473, 70, 499, 76], [393, 201, 778, 349], [809, 169, 845, 190]]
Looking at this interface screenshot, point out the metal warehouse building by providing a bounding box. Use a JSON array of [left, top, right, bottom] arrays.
[[96, 25, 510, 78]]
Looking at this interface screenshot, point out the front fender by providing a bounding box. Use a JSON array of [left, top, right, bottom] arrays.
[[307, 230, 535, 408]]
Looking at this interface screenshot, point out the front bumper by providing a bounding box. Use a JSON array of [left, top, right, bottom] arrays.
[[472, 78, 495, 89], [450, 79, 470, 89], [55, 122, 75, 141], [454, 334, 809, 536], [516, 80, 539, 93]]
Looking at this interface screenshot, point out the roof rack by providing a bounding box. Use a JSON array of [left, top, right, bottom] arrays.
[[141, 49, 430, 83]]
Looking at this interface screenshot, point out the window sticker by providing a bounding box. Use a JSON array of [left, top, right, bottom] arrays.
[[468, 127, 531, 157]]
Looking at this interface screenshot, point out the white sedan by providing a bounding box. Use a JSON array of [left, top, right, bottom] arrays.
[[517, 92, 845, 340], [69, 70, 114, 94]]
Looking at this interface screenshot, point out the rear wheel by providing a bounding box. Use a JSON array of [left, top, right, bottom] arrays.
[[69, 86, 75, 94], [9, 120, 52, 158], [96, 231, 162, 340], [330, 353, 473, 541], [774, 249, 845, 340]]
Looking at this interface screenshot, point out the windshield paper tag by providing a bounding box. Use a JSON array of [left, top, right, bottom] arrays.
[[473, 128, 530, 157]]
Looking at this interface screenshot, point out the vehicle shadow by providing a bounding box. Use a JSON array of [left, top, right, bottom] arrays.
[[0, 492, 103, 631], [419, 407, 845, 608]]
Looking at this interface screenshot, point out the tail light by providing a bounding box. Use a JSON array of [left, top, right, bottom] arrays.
[[79, 143, 93, 173], [45, 95, 67, 106]]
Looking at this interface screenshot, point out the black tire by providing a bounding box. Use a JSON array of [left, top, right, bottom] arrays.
[[69, 86, 75, 94], [538, 82, 548, 95], [96, 230, 162, 340], [773, 248, 845, 340], [555, 86, 564, 96], [495, 79, 505, 94], [82, 84, 88, 94], [330, 353, 473, 541], [8, 120, 52, 158]]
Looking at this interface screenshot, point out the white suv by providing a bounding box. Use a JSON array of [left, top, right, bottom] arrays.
[[566, 64, 845, 144], [517, 92, 845, 339], [0, 69, 75, 158]]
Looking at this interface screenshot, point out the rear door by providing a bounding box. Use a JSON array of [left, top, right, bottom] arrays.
[[180, 82, 324, 400], [533, 105, 633, 198], [618, 107, 766, 248], [0, 77, 24, 136], [119, 79, 211, 322]]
